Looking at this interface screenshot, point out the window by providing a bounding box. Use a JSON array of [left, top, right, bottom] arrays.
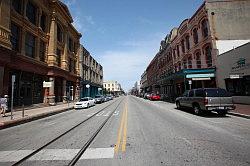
[[40, 13, 46, 32], [11, 23, 20, 51], [68, 37, 73, 52], [189, 90, 194, 97], [39, 40, 46, 62], [177, 45, 180, 57], [57, 24, 63, 42], [196, 52, 201, 68], [195, 89, 206, 97], [12, 0, 22, 14], [181, 39, 185, 53], [69, 58, 72, 72], [188, 56, 192, 68], [25, 32, 35, 58], [193, 28, 198, 44], [201, 19, 208, 38], [183, 59, 187, 69], [56, 49, 61, 67], [205, 45, 212, 67], [185, 35, 190, 50], [178, 62, 181, 71], [26, 1, 37, 25]]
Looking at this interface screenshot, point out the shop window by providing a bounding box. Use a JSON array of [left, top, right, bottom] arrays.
[[57, 24, 63, 42], [40, 12, 47, 32], [11, 23, 20, 51], [181, 39, 185, 53], [39, 40, 46, 62], [196, 52, 201, 68], [185, 35, 190, 50], [26, 1, 37, 25], [56, 49, 61, 67], [205, 45, 212, 67], [25, 32, 35, 58], [188, 56, 192, 68], [193, 28, 198, 44], [201, 19, 208, 38], [12, 0, 22, 14]]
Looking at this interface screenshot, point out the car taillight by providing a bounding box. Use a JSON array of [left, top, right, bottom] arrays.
[[204, 98, 208, 105]]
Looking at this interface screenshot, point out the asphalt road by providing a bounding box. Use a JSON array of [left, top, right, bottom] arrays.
[[0, 96, 249, 166]]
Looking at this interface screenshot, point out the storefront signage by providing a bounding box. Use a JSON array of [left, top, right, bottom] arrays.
[[186, 73, 215, 78], [229, 74, 241, 79], [43, 81, 52, 88], [232, 58, 250, 71], [192, 78, 211, 81]]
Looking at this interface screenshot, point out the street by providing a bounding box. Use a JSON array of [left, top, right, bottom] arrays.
[[0, 96, 249, 166]]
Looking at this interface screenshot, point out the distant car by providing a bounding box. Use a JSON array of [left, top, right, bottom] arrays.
[[149, 93, 161, 101], [95, 95, 104, 104], [144, 93, 151, 99], [107, 95, 113, 100], [74, 97, 95, 109], [175, 88, 235, 116]]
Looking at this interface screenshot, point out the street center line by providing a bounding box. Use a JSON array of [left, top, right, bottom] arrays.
[[122, 103, 128, 152]]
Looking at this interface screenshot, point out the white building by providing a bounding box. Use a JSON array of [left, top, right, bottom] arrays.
[[103, 81, 123, 95]]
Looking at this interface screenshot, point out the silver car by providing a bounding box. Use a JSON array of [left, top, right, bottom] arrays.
[[175, 88, 235, 116]]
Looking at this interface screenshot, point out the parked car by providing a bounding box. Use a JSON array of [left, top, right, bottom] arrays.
[[95, 95, 104, 104], [149, 93, 161, 101], [144, 93, 151, 99], [175, 88, 235, 116], [107, 95, 113, 100], [74, 97, 95, 109]]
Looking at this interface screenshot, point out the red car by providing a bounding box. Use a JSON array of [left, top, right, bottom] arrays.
[[149, 94, 161, 101]]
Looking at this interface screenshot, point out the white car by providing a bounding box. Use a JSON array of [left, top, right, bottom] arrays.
[[74, 97, 95, 109]]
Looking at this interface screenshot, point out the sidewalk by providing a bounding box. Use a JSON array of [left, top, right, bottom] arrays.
[[0, 102, 74, 129], [228, 104, 250, 119]]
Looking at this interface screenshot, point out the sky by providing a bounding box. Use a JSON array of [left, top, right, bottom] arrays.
[[62, 0, 204, 91]]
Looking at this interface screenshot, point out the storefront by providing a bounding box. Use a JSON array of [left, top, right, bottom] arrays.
[[217, 42, 250, 104]]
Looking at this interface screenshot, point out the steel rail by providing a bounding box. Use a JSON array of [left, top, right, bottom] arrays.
[[12, 98, 123, 166]]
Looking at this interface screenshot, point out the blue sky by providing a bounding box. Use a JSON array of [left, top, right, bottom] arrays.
[[62, 0, 204, 91]]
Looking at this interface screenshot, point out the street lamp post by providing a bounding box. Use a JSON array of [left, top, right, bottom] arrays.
[[86, 84, 90, 97]]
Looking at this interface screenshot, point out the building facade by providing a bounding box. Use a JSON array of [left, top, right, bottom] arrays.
[[143, 0, 250, 101], [217, 42, 250, 104], [79, 45, 103, 98], [103, 81, 122, 95], [0, 0, 81, 106]]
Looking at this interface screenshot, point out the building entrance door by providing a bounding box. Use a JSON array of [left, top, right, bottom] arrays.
[[20, 83, 32, 106]]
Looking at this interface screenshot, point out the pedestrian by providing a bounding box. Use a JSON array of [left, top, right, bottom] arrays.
[[1, 95, 8, 117]]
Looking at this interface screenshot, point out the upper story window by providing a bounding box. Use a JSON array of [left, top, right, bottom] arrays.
[[193, 28, 198, 44], [10, 23, 20, 51], [26, 1, 37, 25], [25, 32, 35, 58], [57, 24, 63, 42], [40, 12, 47, 32], [68, 37, 73, 52], [178, 62, 181, 71], [173, 49, 176, 59], [183, 59, 187, 69], [181, 39, 185, 53], [195, 52, 201, 68], [188, 56, 192, 68], [205, 45, 212, 67], [201, 19, 208, 38], [185, 35, 190, 50], [176, 45, 180, 57], [56, 49, 61, 67], [12, 0, 22, 14], [39, 40, 46, 62]]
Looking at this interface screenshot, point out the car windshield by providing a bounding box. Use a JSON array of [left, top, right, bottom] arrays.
[[95, 95, 102, 98], [79, 98, 88, 101], [205, 89, 232, 97]]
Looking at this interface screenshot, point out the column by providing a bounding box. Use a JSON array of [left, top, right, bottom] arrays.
[[48, 77, 55, 105], [47, 13, 57, 66], [62, 79, 67, 103], [0, 0, 11, 49]]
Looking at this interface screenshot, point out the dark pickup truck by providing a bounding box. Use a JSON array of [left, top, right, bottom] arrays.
[[176, 88, 235, 116]]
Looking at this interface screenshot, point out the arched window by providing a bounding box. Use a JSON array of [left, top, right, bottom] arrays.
[[205, 45, 212, 67], [183, 59, 187, 69], [185, 35, 190, 50], [201, 19, 208, 38], [195, 52, 201, 68], [181, 39, 185, 53], [193, 28, 198, 44], [188, 56, 192, 68]]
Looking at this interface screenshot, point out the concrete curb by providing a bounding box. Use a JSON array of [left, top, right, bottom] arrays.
[[228, 112, 250, 119], [0, 106, 74, 130]]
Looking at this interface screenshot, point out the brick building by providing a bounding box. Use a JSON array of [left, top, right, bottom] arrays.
[[143, 0, 250, 100], [0, 0, 82, 106]]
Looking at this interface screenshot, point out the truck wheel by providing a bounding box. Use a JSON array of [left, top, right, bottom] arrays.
[[193, 104, 202, 115], [176, 101, 181, 109]]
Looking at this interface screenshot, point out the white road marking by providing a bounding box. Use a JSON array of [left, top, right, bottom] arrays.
[[96, 111, 105, 116], [87, 113, 95, 117], [113, 111, 119, 116], [80, 148, 114, 159], [0, 148, 114, 162], [103, 111, 111, 116]]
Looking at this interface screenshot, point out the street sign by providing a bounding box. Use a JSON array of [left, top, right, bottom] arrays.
[[230, 75, 240, 79], [43, 81, 52, 88]]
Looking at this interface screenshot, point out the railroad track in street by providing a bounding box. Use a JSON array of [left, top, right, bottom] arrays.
[[12, 97, 124, 166]]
